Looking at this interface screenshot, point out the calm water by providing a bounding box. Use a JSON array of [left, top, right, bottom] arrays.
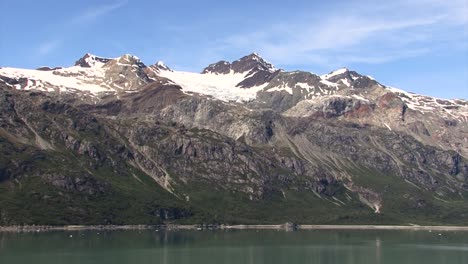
[[0, 229, 467, 264]]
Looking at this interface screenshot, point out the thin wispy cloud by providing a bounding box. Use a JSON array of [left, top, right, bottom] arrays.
[[36, 39, 61, 57], [34, 1, 127, 57], [71, 0, 128, 25], [337, 48, 432, 64], [216, 0, 467, 68]]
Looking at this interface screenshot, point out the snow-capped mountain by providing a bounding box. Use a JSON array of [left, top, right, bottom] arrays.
[[1, 52, 466, 153], [158, 53, 281, 102], [3, 51, 465, 157], [1, 52, 467, 225], [1, 52, 465, 115], [0, 53, 162, 97]]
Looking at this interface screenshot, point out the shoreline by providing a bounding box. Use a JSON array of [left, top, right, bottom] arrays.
[[2, 224, 468, 232]]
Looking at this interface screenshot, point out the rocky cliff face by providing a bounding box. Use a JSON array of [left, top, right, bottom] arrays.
[[0, 53, 467, 225]]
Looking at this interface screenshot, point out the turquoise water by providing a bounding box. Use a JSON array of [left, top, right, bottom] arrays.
[[1, 229, 467, 263]]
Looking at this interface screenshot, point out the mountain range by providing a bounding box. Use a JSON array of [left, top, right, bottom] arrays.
[[0, 52, 467, 225]]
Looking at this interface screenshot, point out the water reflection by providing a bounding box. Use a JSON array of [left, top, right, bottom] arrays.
[[0, 230, 467, 264], [375, 237, 381, 264]]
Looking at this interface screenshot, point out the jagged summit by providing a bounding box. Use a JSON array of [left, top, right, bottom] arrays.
[[74, 53, 111, 68], [74, 53, 146, 69], [202, 53, 277, 75], [232, 53, 277, 74], [117, 54, 141, 63], [156, 61, 166, 67], [152, 61, 172, 72], [113, 54, 147, 69], [201, 60, 231, 74], [320, 67, 381, 88]]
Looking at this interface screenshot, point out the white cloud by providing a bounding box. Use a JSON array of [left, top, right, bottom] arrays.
[[217, 0, 467, 67]]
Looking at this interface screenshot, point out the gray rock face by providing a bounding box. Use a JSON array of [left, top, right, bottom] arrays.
[[101, 54, 152, 91], [284, 96, 375, 118], [236, 69, 280, 88], [253, 71, 341, 111]]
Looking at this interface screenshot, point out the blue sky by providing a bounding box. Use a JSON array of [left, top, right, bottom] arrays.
[[0, 0, 467, 99]]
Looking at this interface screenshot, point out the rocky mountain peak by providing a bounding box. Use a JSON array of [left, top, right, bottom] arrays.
[[231, 53, 277, 74], [74, 53, 111, 68], [201, 53, 278, 75], [201, 60, 231, 74], [114, 54, 146, 68], [321, 68, 381, 89], [150, 61, 173, 72]]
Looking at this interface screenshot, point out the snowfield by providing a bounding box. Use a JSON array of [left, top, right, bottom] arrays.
[[159, 70, 268, 102]]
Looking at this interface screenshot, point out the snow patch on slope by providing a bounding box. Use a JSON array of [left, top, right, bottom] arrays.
[[340, 78, 351, 87], [159, 69, 267, 102], [265, 85, 293, 95], [0, 66, 111, 94], [387, 87, 468, 121], [295, 82, 310, 89], [321, 68, 348, 79], [320, 79, 339, 88]]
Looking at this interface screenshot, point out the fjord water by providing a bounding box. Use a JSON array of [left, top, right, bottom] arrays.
[[1, 230, 467, 264]]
